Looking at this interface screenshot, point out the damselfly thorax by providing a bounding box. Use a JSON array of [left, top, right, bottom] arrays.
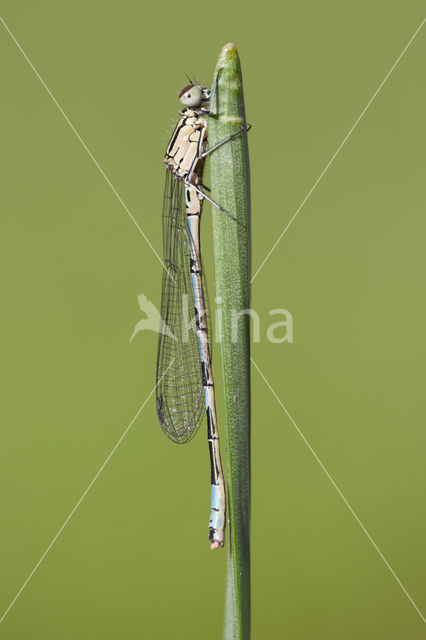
[[165, 108, 207, 182]]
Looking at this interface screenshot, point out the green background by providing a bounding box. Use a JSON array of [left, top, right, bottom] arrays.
[[1, 2, 425, 638]]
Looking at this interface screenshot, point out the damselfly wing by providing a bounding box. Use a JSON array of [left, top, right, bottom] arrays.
[[156, 169, 209, 444]]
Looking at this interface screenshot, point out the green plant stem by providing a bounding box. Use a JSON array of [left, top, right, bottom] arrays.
[[209, 43, 251, 640]]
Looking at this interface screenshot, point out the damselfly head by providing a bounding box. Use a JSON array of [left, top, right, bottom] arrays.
[[179, 84, 210, 108]]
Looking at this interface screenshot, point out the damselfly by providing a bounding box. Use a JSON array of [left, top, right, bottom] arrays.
[[156, 70, 248, 549]]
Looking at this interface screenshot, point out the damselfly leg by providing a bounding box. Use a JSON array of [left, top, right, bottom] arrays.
[[200, 123, 252, 160], [201, 66, 223, 116], [184, 180, 237, 222]]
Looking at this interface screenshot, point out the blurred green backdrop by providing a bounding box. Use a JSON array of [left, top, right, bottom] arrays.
[[1, 2, 425, 638]]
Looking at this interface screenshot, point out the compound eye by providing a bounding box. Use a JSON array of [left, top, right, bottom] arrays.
[[179, 85, 203, 107]]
